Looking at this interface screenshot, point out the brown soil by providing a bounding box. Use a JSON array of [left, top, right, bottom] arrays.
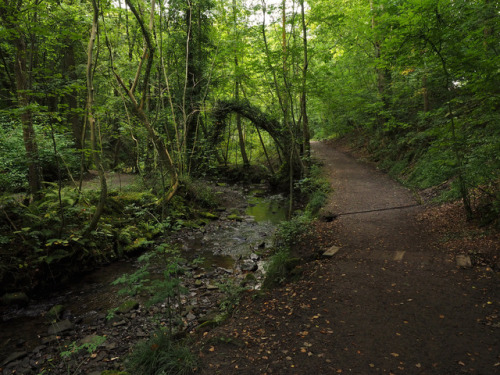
[[196, 141, 499, 374]]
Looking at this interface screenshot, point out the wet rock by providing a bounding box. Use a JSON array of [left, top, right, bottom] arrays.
[[456, 254, 472, 268], [1, 351, 27, 366], [240, 260, 258, 272], [41, 335, 58, 344], [194, 280, 203, 288], [1, 292, 29, 306], [107, 315, 123, 325], [198, 311, 219, 324], [117, 300, 139, 314], [32, 345, 47, 353], [200, 212, 218, 220], [136, 329, 148, 337], [104, 342, 117, 349], [48, 319, 74, 335], [79, 334, 104, 345], [47, 304, 65, 321]]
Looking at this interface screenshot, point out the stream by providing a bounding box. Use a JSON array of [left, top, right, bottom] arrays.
[[0, 184, 287, 374]]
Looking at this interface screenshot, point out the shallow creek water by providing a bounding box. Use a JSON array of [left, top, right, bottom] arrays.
[[0, 186, 287, 370]]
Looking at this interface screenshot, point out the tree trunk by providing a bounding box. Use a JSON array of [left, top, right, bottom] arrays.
[[0, 2, 42, 197], [422, 74, 429, 112], [109, 0, 179, 202], [300, 0, 310, 159], [370, 0, 390, 126], [232, 0, 249, 166], [84, 0, 107, 236], [64, 43, 84, 149]]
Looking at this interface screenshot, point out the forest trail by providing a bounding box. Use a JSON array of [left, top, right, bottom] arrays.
[[199, 141, 499, 374]]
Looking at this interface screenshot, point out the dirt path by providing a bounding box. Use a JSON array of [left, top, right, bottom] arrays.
[[198, 141, 499, 374]]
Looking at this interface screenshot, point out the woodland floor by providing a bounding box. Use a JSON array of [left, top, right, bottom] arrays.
[[196, 140, 500, 374]]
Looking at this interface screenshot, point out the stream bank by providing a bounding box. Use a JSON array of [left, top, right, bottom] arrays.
[[0, 182, 288, 374]]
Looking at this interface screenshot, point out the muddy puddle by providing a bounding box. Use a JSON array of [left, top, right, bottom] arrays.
[[0, 185, 287, 370]]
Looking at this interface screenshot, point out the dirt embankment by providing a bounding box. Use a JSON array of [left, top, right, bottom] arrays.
[[197, 141, 499, 375]]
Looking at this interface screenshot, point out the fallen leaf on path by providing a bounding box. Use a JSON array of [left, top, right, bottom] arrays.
[[391, 353, 400, 357]]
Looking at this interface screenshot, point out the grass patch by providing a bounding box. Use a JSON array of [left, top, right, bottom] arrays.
[[126, 330, 197, 375]]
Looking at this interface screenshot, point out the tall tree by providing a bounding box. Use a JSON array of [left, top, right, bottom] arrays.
[[0, 0, 41, 197], [299, 0, 310, 158], [232, 0, 249, 166], [84, 0, 107, 235]]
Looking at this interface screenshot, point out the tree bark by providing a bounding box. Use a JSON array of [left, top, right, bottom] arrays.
[[63, 43, 84, 149], [300, 0, 310, 159], [232, 0, 249, 167], [109, 0, 179, 202], [0, 1, 41, 197], [84, 0, 107, 236]]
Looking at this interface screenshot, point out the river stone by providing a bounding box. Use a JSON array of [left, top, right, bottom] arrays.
[[240, 260, 258, 272], [250, 253, 260, 261], [79, 334, 102, 345], [323, 245, 341, 257], [1, 292, 29, 306], [41, 335, 58, 344], [198, 311, 219, 324], [32, 345, 47, 353], [47, 304, 64, 321], [117, 300, 139, 314], [1, 351, 27, 366], [200, 212, 218, 220], [47, 319, 74, 335], [456, 254, 472, 268]]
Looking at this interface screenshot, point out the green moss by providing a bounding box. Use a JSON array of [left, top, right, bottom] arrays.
[[47, 304, 64, 321], [199, 211, 218, 220], [117, 300, 139, 314]]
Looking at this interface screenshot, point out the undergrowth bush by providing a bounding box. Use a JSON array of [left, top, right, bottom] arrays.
[[126, 330, 197, 375], [264, 163, 328, 288], [0, 122, 80, 193]]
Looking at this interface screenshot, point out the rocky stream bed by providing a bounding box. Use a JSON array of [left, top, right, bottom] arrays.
[[0, 183, 287, 374]]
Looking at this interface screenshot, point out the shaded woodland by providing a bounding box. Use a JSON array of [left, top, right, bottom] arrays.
[[0, 0, 499, 292]]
